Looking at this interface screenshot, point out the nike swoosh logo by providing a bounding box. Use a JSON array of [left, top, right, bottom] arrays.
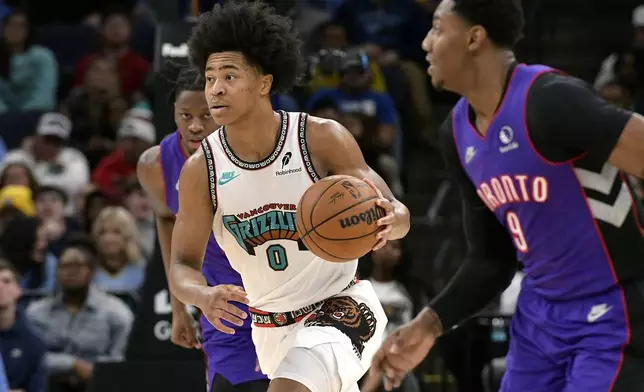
[[218, 173, 240, 186], [587, 306, 612, 323]]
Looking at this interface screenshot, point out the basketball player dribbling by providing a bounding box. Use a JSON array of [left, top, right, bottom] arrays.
[[371, 1, 644, 391], [168, 3, 411, 392], [137, 66, 269, 392]]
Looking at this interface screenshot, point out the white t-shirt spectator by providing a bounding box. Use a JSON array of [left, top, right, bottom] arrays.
[[2, 113, 90, 213], [370, 279, 413, 335]]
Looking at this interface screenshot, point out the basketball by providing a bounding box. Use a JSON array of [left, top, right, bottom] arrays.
[[296, 175, 385, 262]]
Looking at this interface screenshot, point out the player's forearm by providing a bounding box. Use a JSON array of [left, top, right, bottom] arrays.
[[427, 256, 517, 334], [156, 216, 184, 309], [390, 199, 410, 240], [169, 261, 208, 308]]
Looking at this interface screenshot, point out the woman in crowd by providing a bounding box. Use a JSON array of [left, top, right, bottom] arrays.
[[0, 9, 58, 113], [91, 206, 145, 292]]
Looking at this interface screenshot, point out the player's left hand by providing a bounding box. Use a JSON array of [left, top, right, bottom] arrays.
[[363, 178, 395, 251]]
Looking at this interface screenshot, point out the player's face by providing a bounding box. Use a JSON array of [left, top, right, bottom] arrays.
[[174, 90, 217, 154], [204, 51, 273, 126], [422, 0, 473, 91]]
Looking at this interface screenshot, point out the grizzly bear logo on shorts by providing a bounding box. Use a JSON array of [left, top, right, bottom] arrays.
[[304, 296, 377, 358]]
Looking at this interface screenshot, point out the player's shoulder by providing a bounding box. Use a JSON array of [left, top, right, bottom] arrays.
[[137, 145, 162, 172], [529, 71, 591, 103], [304, 113, 351, 147]]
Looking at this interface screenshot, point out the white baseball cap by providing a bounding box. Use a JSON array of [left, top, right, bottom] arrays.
[[36, 113, 72, 140], [633, 5, 644, 27], [118, 117, 156, 144]]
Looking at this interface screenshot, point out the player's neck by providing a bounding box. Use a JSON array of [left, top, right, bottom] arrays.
[[464, 51, 515, 122], [224, 102, 281, 161]]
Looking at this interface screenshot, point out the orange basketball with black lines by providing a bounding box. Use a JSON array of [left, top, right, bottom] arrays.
[[296, 175, 385, 262]]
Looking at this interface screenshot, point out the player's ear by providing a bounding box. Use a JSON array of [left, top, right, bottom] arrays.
[[260, 74, 273, 96], [466, 25, 487, 53]]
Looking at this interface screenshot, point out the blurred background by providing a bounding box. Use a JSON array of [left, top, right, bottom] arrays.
[[0, 0, 643, 391]]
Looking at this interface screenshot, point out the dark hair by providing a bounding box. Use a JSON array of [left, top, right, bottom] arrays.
[[0, 258, 20, 280], [63, 233, 99, 268], [33, 185, 68, 204], [0, 9, 35, 79], [101, 7, 131, 27], [82, 189, 110, 231], [122, 176, 143, 196], [452, 0, 524, 48], [0, 162, 38, 193], [188, 0, 304, 93], [175, 66, 204, 98]]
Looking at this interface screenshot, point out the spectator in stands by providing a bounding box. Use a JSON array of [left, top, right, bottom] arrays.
[[309, 96, 342, 122], [91, 206, 145, 292], [73, 8, 150, 99], [0, 259, 46, 392], [122, 178, 154, 258], [359, 240, 424, 392], [342, 112, 403, 197], [92, 116, 155, 203], [0, 214, 56, 291], [63, 57, 128, 168], [3, 113, 90, 214], [0, 161, 37, 192], [78, 187, 110, 233], [270, 93, 300, 112], [595, 5, 644, 90], [26, 236, 133, 392], [307, 21, 389, 93], [0, 9, 58, 114], [0, 355, 8, 392], [331, 0, 430, 65], [307, 49, 399, 151], [34, 186, 81, 258], [0, 185, 35, 217], [599, 81, 633, 109]]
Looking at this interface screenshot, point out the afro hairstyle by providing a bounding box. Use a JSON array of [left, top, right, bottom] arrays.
[[188, 0, 304, 93], [452, 0, 525, 48]]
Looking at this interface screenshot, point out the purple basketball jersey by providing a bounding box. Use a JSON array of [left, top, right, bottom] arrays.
[[451, 64, 621, 301], [159, 131, 266, 385]]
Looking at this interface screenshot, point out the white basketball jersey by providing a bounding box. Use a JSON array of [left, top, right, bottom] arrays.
[[201, 111, 358, 312]]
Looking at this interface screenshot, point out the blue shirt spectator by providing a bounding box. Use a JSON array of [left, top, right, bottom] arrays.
[[0, 355, 9, 392], [332, 0, 429, 63], [0, 311, 47, 392], [0, 260, 47, 392], [307, 87, 397, 125], [271, 93, 300, 112]]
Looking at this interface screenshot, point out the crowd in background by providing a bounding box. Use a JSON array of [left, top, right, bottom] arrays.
[[0, 1, 642, 392]]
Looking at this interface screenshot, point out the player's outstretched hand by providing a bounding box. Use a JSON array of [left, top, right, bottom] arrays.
[[363, 178, 395, 251], [370, 309, 439, 390], [171, 306, 201, 349], [198, 284, 250, 334]]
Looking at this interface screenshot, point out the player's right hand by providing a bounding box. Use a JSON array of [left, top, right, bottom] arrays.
[[370, 308, 441, 390], [198, 284, 249, 335], [171, 306, 201, 349]]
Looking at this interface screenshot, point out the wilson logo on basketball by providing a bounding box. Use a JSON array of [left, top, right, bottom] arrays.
[[339, 206, 384, 229]]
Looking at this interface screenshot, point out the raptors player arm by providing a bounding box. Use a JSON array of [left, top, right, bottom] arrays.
[[169, 151, 212, 307], [137, 146, 184, 309], [306, 116, 411, 240], [525, 72, 644, 178], [423, 116, 519, 334]]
